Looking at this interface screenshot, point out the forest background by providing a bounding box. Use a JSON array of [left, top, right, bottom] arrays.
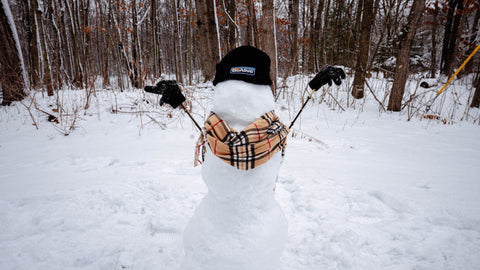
[[1, 2, 480, 268], [1, 0, 480, 112]]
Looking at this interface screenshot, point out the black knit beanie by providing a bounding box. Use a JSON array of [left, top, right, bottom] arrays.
[[213, 45, 272, 86]]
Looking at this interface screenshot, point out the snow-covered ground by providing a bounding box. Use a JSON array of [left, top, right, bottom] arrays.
[[1, 76, 479, 269]]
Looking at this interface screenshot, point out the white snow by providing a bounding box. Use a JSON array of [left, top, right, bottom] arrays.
[[1, 75, 480, 269]]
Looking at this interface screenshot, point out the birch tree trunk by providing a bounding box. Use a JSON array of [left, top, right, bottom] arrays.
[[0, 0, 26, 105], [173, 0, 183, 84], [151, 0, 158, 77], [387, 0, 426, 111], [66, 0, 82, 87], [131, 0, 142, 88], [36, 3, 53, 96]]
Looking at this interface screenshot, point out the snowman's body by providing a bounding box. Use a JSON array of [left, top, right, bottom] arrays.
[[182, 80, 288, 270]]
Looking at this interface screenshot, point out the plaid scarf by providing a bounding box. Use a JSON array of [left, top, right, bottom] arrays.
[[195, 110, 289, 170]]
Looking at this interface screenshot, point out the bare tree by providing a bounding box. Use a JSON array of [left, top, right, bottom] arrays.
[[3, 0, 479, 111], [387, 0, 426, 111]]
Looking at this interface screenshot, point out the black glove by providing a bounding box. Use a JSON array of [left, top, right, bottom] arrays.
[[308, 65, 346, 90], [144, 85, 161, 94], [144, 80, 186, 108], [144, 80, 178, 95], [159, 80, 185, 109]]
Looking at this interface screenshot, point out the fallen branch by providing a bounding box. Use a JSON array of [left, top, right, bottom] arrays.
[[365, 80, 386, 112], [146, 114, 167, 129], [325, 90, 345, 111], [291, 129, 329, 148], [20, 97, 39, 130]]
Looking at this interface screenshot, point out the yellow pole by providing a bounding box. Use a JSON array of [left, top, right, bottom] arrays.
[[437, 42, 480, 95]]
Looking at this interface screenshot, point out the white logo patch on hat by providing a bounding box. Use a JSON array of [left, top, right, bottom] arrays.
[[230, 66, 256, 76]]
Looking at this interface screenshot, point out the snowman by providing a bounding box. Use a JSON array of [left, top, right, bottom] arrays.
[[182, 46, 289, 270], [145, 46, 345, 270]]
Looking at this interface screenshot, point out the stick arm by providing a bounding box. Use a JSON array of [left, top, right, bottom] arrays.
[[288, 88, 317, 129]]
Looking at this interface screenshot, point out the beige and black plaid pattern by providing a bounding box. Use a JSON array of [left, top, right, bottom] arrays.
[[196, 110, 289, 170]]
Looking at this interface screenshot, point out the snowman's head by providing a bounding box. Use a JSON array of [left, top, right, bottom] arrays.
[[213, 45, 272, 87], [212, 46, 275, 130]]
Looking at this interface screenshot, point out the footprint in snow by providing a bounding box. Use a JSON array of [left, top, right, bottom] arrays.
[[368, 191, 413, 215]]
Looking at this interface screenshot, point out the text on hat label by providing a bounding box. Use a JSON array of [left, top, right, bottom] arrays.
[[230, 66, 256, 76]]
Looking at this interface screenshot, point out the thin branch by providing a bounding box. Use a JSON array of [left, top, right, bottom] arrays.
[[325, 90, 346, 111], [365, 79, 386, 111]]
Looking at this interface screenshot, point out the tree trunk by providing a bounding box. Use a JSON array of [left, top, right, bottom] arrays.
[[260, 0, 276, 95], [441, 0, 463, 77], [289, 0, 299, 75], [471, 73, 480, 108], [306, 0, 315, 73], [37, 3, 53, 96], [101, 0, 110, 87], [321, 0, 331, 64], [187, 0, 193, 84], [352, 0, 374, 99], [151, 0, 158, 77], [387, 0, 426, 111], [464, 8, 480, 74], [173, 0, 183, 84], [310, 0, 324, 72], [300, 0, 308, 71], [430, 0, 439, 78], [195, 0, 219, 81], [246, 0, 255, 46], [81, 0, 90, 86], [27, 0, 40, 89], [0, 0, 26, 105], [66, 0, 82, 87], [50, 1, 63, 90], [225, 0, 237, 51], [130, 0, 142, 88], [354, 0, 363, 42]]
